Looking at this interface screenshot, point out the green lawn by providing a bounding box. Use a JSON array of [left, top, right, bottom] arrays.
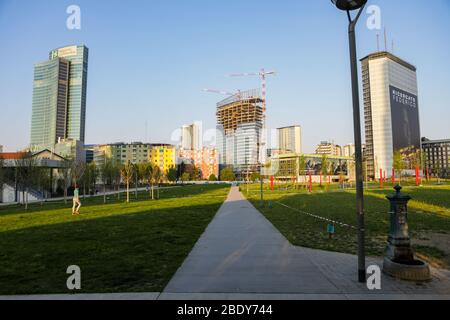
[[244, 183, 450, 268], [0, 184, 230, 295]]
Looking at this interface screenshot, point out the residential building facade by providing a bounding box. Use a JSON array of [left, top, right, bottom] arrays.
[[342, 144, 356, 158], [92, 143, 176, 173], [149, 144, 176, 173], [278, 125, 302, 154], [315, 141, 342, 157], [178, 147, 219, 179], [422, 137, 450, 178], [181, 123, 201, 150]]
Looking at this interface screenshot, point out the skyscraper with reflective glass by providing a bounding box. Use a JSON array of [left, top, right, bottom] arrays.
[[30, 58, 70, 147], [30, 45, 89, 149], [50, 45, 89, 142]]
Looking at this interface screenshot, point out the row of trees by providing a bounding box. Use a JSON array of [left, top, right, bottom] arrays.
[[2, 152, 179, 209], [97, 160, 168, 204]]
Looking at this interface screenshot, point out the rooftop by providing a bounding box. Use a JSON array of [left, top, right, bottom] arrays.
[[360, 51, 416, 72]]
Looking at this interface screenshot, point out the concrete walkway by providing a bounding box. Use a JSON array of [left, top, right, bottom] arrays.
[[163, 186, 450, 296]]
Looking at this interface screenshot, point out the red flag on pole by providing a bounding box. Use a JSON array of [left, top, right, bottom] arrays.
[[415, 166, 420, 186], [380, 169, 383, 188], [270, 176, 274, 191]]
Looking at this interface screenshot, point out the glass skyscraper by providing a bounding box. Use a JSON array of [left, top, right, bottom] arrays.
[[30, 45, 89, 149], [30, 58, 69, 147], [50, 45, 89, 142]]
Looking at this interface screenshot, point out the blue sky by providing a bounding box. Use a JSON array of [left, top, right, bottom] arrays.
[[0, 0, 449, 152]]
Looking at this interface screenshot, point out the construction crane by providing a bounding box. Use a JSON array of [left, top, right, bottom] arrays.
[[228, 68, 276, 113], [202, 88, 242, 99]]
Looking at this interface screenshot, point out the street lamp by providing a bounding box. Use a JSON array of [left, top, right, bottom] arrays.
[[331, 0, 367, 283]]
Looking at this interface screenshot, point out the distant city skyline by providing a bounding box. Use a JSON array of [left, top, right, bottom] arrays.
[[0, 0, 449, 152]]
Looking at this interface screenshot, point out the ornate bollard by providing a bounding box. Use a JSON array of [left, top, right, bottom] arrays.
[[383, 185, 431, 281]]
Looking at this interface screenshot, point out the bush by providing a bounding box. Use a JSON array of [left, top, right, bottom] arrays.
[[220, 168, 236, 182]]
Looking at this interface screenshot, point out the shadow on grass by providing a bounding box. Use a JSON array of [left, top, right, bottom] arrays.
[[0, 184, 228, 218], [0, 186, 230, 295], [246, 189, 450, 259]]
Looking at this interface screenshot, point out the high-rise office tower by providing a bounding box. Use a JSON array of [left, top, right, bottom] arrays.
[[216, 89, 264, 175], [277, 125, 302, 154], [181, 123, 201, 150], [30, 58, 70, 147], [50, 45, 89, 142], [30, 45, 89, 149], [361, 52, 421, 179]]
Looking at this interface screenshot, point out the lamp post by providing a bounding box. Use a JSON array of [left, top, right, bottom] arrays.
[[331, 0, 367, 283]]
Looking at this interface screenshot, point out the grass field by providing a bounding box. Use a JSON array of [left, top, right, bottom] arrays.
[[0, 184, 230, 295], [244, 182, 450, 268]]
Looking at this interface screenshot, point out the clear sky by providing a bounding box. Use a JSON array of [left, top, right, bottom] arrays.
[[0, 0, 449, 153]]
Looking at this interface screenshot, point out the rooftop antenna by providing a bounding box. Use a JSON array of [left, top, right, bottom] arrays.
[[392, 39, 395, 54], [376, 33, 380, 52], [384, 27, 388, 52]]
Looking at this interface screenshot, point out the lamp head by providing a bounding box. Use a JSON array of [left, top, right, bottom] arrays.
[[331, 0, 367, 11]]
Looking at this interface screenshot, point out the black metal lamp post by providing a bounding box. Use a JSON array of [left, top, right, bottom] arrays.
[[331, 0, 368, 283]]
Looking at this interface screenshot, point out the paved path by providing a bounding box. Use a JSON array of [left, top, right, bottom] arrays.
[[164, 187, 450, 296]]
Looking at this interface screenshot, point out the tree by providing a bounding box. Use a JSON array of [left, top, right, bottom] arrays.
[[111, 162, 122, 200], [99, 157, 113, 203], [220, 167, 236, 182], [321, 154, 329, 187], [82, 162, 98, 197], [181, 172, 190, 183], [208, 174, 217, 182], [167, 166, 178, 183], [393, 151, 406, 183], [71, 161, 86, 190], [157, 168, 165, 199], [141, 162, 153, 199], [298, 155, 306, 188], [190, 166, 201, 181], [178, 161, 186, 180], [120, 161, 134, 203], [35, 166, 51, 205], [151, 165, 162, 199], [61, 159, 74, 204], [15, 153, 39, 210], [250, 171, 260, 182], [0, 155, 4, 200]]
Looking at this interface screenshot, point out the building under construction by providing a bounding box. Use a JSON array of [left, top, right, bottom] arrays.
[[216, 89, 265, 176]]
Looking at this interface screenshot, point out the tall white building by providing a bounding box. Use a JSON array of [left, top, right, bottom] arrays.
[[216, 89, 264, 174], [278, 125, 302, 154], [343, 144, 355, 158], [181, 123, 201, 150], [361, 52, 421, 179]]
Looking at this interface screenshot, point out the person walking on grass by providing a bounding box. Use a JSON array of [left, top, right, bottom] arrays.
[[72, 185, 81, 215]]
